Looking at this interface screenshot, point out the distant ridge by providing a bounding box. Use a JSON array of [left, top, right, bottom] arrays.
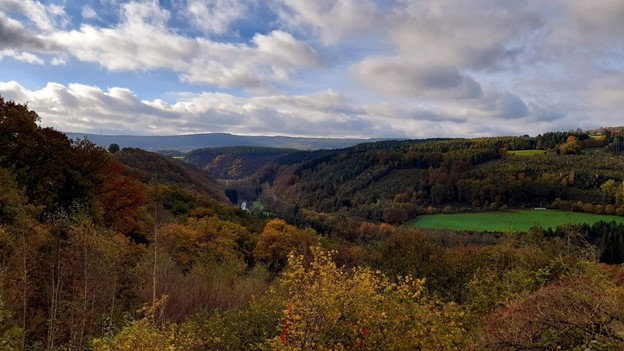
[[64, 132, 396, 151]]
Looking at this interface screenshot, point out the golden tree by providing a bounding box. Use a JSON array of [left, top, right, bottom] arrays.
[[264, 247, 470, 351]]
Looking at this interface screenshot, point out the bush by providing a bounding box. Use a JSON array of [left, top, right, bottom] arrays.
[[264, 247, 471, 350]]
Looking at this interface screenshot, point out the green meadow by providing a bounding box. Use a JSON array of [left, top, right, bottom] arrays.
[[408, 209, 624, 232], [506, 149, 546, 156]]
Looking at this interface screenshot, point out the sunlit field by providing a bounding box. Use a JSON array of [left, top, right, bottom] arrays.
[[409, 209, 624, 232]]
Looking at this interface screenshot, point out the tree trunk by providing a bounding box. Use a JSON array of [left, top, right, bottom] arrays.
[[46, 238, 62, 351], [21, 228, 27, 351], [78, 236, 88, 350]]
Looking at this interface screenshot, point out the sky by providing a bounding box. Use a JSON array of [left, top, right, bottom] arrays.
[[0, 0, 623, 138]]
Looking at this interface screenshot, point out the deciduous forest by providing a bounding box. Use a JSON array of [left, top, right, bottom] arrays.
[[1, 97, 624, 350]]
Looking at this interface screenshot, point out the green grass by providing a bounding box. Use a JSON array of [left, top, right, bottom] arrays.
[[251, 201, 265, 212], [581, 147, 603, 155], [408, 209, 624, 232], [507, 149, 546, 156]]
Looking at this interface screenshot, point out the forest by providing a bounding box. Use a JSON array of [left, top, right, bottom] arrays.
[[1, 96, 624, 350], [185, 146, 297, 180], [241, 133, 624, 230]]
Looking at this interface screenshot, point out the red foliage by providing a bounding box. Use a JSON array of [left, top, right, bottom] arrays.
[[96, 159, 147, 235]]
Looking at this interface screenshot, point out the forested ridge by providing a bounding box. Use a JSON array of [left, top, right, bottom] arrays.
[[1, 97, 624, 350], [185, 146, 297, 180], [115, 147, 229, 204], [255, 133, 624, 224]]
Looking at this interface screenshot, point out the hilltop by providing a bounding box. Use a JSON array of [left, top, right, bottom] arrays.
[[114, 147, 229, 204]]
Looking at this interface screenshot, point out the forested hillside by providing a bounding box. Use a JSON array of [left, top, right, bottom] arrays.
[[258, 135, 624, 226], [115, 147, 229, 204], [185, 146, 297, 180], [0, 97, 268, 349], [1, 97, 624, 350]]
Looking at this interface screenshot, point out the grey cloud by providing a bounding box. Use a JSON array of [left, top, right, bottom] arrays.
[[530, 109, 566, 123], [565, 0, 624, 40], [365, 102, 467, 123], [0, 0, 68, 33], [274, 0, 382, 45], [183, 0, 249, 35], [254, 30, 323, 69], [0, 12, 49, 50], [389, 0, 545, 70], [412, 111, 467, 124], [181, 110, 247, 129], [586, 75, 624, 110], [283, 117, 382, 138], [182, 31, 323, 90], [253, 90, 358, 114], [275, 0, 544, 70], [50, 7, 321, 90], [0, 80, 26, 101], [351, 57, 482, 99], [0, 81, 389, 137], [487, 92, 529, 119], [522, 1, 624, 67], [0, 80, 596, 139], [236, 105, 385, 138]]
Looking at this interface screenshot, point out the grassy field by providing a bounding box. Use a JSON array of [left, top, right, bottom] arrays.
[[408, 209, 624, 232], [507, 149, 546, 156], [581, 147, 603, 155]]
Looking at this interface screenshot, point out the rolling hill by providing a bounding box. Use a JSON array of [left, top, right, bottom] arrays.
[[65, 132, 395, 151], [114, 147, 229, 204], [247, 135, 624, 226], [184, 146, 298, 180]]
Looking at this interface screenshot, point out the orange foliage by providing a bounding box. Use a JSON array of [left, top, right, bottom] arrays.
[[96, 160, 147, 235], [253, 219, 319, 272]]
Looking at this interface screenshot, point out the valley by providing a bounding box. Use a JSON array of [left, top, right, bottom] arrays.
[[1, 98, 624, 350]]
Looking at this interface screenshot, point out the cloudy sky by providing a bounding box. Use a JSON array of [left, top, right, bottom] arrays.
[[1, 0, 623, 138]]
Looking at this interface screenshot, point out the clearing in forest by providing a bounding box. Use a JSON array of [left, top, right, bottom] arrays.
[[506, 149, 546, 156], [408, 209, 624, 232]]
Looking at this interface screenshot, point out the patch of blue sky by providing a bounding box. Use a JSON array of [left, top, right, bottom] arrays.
[[0, 58, 62, 89], [162, 0, 278, 43]]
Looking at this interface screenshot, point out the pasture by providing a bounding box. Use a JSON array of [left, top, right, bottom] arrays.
[[506, 149, 546, 156], [408, 209, 624, 232]]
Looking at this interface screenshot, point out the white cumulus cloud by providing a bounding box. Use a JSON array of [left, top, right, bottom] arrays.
[[183, 0, 250, 35]]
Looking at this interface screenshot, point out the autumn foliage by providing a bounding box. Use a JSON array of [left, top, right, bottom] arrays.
[[266, 247, 469, 351], [2, 97, 624, 350]]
